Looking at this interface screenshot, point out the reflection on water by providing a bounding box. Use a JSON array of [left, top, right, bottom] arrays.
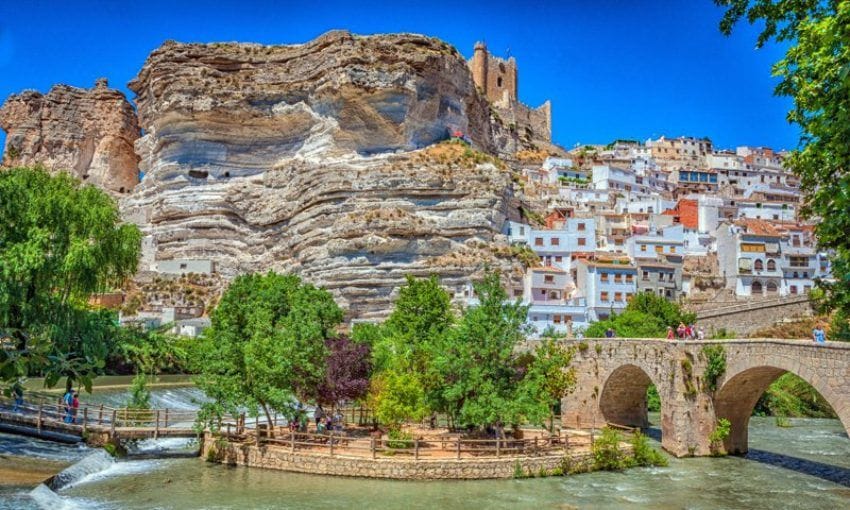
[[1, 389, 848, 510]]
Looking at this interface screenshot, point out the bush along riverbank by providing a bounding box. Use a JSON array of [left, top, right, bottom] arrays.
[[514, 428, 668, 478]]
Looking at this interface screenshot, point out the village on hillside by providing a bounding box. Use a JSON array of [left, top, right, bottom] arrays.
[[482, 136, 830, 337]]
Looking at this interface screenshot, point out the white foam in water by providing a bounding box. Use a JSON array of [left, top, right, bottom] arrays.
[[29, 484, 78, 510], [49, 450, 114, 491], [129, 437, 196, 453], [63, 459, 165, 489]]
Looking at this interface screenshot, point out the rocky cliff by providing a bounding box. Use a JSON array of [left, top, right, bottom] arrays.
[[0, 79, 140, 194], [122, 31, 519, 318]]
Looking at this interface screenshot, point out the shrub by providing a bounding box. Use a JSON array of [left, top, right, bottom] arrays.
[[592, 427, 628, 471], [701, 345, 726, 392], [513, 460, 525, 479], [577, 341, 589, 352], [630, 432, 668, 467], [386, 428, 414, 449], [709, 418, 731, 456]]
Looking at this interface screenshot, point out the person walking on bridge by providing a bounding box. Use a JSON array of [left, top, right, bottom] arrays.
[[813, 324, 827, 344], [62, 390, 74, 423]]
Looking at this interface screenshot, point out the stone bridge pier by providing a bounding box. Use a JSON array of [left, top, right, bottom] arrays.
[[560, 339, 850, 457]]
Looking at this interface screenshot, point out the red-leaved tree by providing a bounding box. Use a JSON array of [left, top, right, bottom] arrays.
[[316, 336, 372, 409]]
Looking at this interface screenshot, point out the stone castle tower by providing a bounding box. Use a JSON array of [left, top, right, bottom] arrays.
[[470, 41, 518, 104], [467, 42, 552, 145]]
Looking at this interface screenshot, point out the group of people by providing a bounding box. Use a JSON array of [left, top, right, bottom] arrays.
[[287, 405, 343, 433], [60, 389, 80, 424], [667, 323, 705, 340], [313, 406, 344, 433]]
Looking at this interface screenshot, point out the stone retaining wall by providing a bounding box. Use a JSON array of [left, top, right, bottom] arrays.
[[202, 434, 591, 480]]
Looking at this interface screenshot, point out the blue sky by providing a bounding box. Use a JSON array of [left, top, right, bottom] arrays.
[[0, 0, 797, 153]]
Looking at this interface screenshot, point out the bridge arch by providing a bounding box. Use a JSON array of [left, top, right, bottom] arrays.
[[714, 351, 850, 455], [599, 363, 663, 430]]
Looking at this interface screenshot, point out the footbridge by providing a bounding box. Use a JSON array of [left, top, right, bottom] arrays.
[[0, 396, 201, 444], [560, 339, 850, 457]]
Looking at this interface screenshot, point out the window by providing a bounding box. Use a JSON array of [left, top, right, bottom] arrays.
[[790, 285, 798, 294], [655, 245, 663, 253], [626, 274, 634, 283], [640, 245, 647, 252], [670, 246, 676, 254], [754, 259, 764, 271], [497, 76, 503, 88], [766, 281, 778, 293], [766, 259, 776, 271], [643, 270, 649, 281], [553, 315, 562, 324], [519, 226, 525, 235], [548, 291, 559, 299], [600, 291, 609, 302], [554, 256, 563, 263], [544, 275, 554, 284], [614, 274, 623, 283], [578, 238, 587, 246], [534, 237, 543, 246], [513, 289, 523, 297], [600, 272, 609, 282], [551, 237, 560, 246], [752, 281, 763, 294], [614, 292, 623, 302], [741, 243, 765, 252], [577, 222, 586, 231], [179, 263, 187, 270]]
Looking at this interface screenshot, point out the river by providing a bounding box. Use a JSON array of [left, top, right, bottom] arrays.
[[2, 387, 849, 509]]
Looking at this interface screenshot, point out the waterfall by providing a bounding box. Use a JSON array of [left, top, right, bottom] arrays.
[[28, 484, 80, 510], [46, 450, 114, 491]]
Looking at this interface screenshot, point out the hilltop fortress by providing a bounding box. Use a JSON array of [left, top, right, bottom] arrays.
[[468, 42, 552, 148]]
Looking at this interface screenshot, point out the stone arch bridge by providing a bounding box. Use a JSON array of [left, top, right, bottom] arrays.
[[559, 339, 850, 457]]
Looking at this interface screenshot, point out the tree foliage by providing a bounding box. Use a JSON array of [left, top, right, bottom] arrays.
[[0, 167, 141, 391], [586, 293, 695, 338], [716, 1, 850, 322], [316, 336, 371, 409], [428, 272, 554, 430], [365, 275, 455, 427], [192, 272, 343, 432]]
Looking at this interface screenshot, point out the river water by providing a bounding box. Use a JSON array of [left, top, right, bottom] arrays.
[[2, 387, 849, 509]]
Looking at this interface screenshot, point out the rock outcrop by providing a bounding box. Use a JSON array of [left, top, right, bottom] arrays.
[[123, 31, 519, 318], [0, 79, 140, 194]]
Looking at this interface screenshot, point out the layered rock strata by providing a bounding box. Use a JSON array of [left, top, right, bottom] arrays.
[[123, 32, 519, 318], [0, 79, 140, 194]]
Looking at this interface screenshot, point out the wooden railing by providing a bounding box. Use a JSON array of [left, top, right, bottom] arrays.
[[215, 427, 591, 460]]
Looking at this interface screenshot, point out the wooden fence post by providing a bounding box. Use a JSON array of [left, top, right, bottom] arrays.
[[370, 436, 376, 459], [111, 409, 117, 437], [456, 438, 461, 460], [37, 404, 43, 433], [155, 410, 160, 439], [496, 437, 500, 458], [414, 438, 419, 461], [290, 430, 295, 453], [164, 409, 169, 429], [98, 404, 104, 425]]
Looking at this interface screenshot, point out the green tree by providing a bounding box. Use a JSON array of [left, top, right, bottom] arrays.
[[430, 272, 543, 433], [0, 167, 141, 392], [626, 293, 695, 327], [367, 275, 455, 424], [520, 339, 577, 417], [716, 1, 850, 327], [193, 272, 343, 434], [585, 310, 666, 338]]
